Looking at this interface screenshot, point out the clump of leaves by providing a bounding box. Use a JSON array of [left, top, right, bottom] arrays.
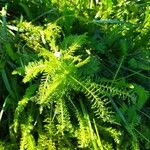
[[0, 0, 150, 150], [11, 21, 149, 149]]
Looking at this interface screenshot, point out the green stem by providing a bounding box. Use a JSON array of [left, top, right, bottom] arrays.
[[112, 56, 125, 83]]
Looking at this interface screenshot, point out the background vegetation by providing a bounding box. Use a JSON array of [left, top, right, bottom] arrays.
[[0, 0, 150, 149]]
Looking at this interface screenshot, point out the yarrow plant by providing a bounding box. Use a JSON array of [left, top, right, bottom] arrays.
[[0, 0, 150, 150]]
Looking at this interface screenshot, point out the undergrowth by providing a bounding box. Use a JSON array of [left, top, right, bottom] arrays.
[[0, 0, 150, 149]]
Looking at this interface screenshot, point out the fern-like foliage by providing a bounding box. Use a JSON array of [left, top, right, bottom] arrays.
[[12, 22, 142, 149], [19, 112, 36, 150], [0, 1, 149, 149], [76, 112, 92, 148], [55, 98, 73, 135], [13, 84, 37, 133]]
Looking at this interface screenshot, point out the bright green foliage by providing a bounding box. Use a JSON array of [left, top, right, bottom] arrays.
[[0, 0, 150, 150], [11, 21, 148, 149]]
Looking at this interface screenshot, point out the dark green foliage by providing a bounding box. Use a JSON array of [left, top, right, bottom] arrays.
[[0, 0, 150, 149]]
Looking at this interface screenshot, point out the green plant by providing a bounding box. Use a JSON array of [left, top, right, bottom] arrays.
[[0, 0, 150, 149], [11, 20, 148, 149]]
